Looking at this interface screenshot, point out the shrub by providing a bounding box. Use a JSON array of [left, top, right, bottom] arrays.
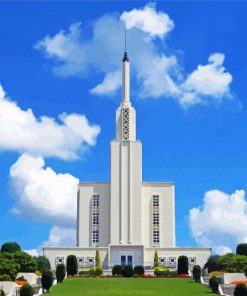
[[0, 274, 11, 281], [123, 265, 134, 277], [0, 289, 5, 296], [56, 263, 66, 283], [154, 250, 159, 268], [234, 284, 247, 296], [133, 265, 144, 276], [66, 255, 78, 276], [20, 284, 34, 296], [204, 255, 223, 273], [192, 265, 201, 282], [41, 270, 53, 292], [95, 266, 103, 276], [209, 276, 219, 293], [1, 242, 21, 253], [112, 265, 123, 276], [237, 244, 247, 257], [154, 269, 177, 277], [88, 268, 96, 277], [95, 250, 100, 267], [209, 271, 224, 277], [177, 256, 188, 275]]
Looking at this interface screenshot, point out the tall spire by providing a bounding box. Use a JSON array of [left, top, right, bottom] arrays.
[[122, 27, 130, 104]]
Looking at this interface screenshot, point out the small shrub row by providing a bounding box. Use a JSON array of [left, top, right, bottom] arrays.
[[112, 265, 145, 277], [78, 267, 103, 277], [154, 267, 177, 278]]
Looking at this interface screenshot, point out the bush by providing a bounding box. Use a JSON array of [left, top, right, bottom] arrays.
[[41, 270, 53, 292], [112, 265, 123, 276], [1, 242, 21, 253], [66, 255, 78, 276], [154, 250, 159, 268], [20, 284, 34, 296], [154, 269, 177, 277], [192, 265, 201, 282], [209, 276, 219, 293], [0, 274, 11, 281], [204, 255, 223, 273], [209, 271, 224, 277], [95, 250, 100, 267], [237, 244, 247, 257], [123, 265, 134, 277], [133, 265, 144, 276], [95, 266, 103, 276], [234, 284, 247, 296], [0, 289, 5, 296], [177, 256, 188, 275], [56, 263, 66, 283]]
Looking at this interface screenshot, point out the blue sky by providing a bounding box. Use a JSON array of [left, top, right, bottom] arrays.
[[0, 1, 247, 255]]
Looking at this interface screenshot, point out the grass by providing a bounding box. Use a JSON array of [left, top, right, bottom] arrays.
[[47, 277, 211, 296]]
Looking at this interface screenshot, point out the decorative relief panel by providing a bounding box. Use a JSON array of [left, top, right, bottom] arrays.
[[122, 108, 129, 141]]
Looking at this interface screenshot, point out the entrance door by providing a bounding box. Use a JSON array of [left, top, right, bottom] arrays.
[[120, 255, 133, 266], [127, 255, 133, 266]]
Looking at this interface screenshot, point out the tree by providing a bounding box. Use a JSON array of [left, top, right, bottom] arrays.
[[66, 255, 78, 276], [95, 249, 100, 267], [177, 256, 188, 275], [35, 256, 50, 273], [237, 244, 247, 257], [12, 252, 37, 272], [209, 276, 219, 293], [20, 284, 34, 296], [0, 255, 20, 280], [1, 242, 21, 253], [154, 250, 159, 267], [56, 264, 66, 283], [204, 255, 223, 273], [192, 265, 201, 282], [41, 270, 53, 293], [234, 284, 247, 296], [218, 254, 247, 273]]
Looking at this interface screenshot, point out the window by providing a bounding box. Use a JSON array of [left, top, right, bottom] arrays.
[[93, 195, 99, 207], [153, 195, 159, 207], [93, 213, 99, 225], [189, 257, 196, 265], [93, 230, 99, 243], [159, 257, 166, 265], [56, 257, 64, 265], [153, 213, 159, 225], [153, 230, 160, 243]]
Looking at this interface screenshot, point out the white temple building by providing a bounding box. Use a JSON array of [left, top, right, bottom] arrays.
[[43, 52, 211, 270]]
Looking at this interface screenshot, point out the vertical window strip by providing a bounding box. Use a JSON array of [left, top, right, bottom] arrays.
[[152, 195, 160, 246], [92, 195, 99, 245]]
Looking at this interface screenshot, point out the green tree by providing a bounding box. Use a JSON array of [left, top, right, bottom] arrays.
[[1, 242, 21, 253], [237, 244, 247, 257], [35, 256, 50, 273], [41, 270, 53, 293], [95, 249, 100, 267], [20, 284, 34, 296], [218, 253, 247, 273], [12, 252, 37, 272], [154, 250, 159, 267], [66, 255, 78, 276], [177, 256, 189, 275], [0, 255, 20, 280], [56, 264, 66, 283], [204, 255, 223, 273]]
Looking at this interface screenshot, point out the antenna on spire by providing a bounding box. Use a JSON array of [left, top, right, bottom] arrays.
[[122, 26, 129, 62]]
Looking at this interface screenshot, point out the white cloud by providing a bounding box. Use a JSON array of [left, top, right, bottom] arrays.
[[90, 70, 121, 96], [120, 3, 174, 39], [35, 4, 234, 108], [10, 153, 78, 227], [24, 249, 40, 257], [0, 85, 100, 160], [189, 189, 247, 254], [42, 226, 76, 247]]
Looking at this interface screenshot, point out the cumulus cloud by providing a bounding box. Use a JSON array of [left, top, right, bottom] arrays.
[[10, 153, 78, 227], [0, 85, 100, 160], [189, 189, 247, 254], [120, 3, 174, 39], [42, 226, 76, 247], [35, 3, 234, 108]]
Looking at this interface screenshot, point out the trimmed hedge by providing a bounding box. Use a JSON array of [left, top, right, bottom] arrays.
[[133, 265, 144, 276], [66, 255, 78, 276], [209, 276, 219, 293], [123, 265, 134, 277], [237, 244, 247, 257], [177, 256, 188, 275], [56, 263, 66, 283], [20, 284, 34, 296], [234, 284, 247, 296], [192, 265, 201, 282], [112, 265, 123, 276], [41, 270, 53, 292]]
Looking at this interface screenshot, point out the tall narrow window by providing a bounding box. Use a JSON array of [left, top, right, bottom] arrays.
[[92, 195, 99, 245], [152, 195, 160, 246]]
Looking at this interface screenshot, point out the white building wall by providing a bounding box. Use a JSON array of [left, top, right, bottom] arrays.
[[77, 182, 110, 247], [142, 183, 175, 248]]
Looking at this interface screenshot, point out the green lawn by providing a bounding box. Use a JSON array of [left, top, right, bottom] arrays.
[[47, 277, 211, 296]]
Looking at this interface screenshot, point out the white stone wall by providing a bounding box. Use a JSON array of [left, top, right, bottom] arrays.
[[142, 183, 175, 248], [77, 183, 110, 247], [109, 245, 144, 267]]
